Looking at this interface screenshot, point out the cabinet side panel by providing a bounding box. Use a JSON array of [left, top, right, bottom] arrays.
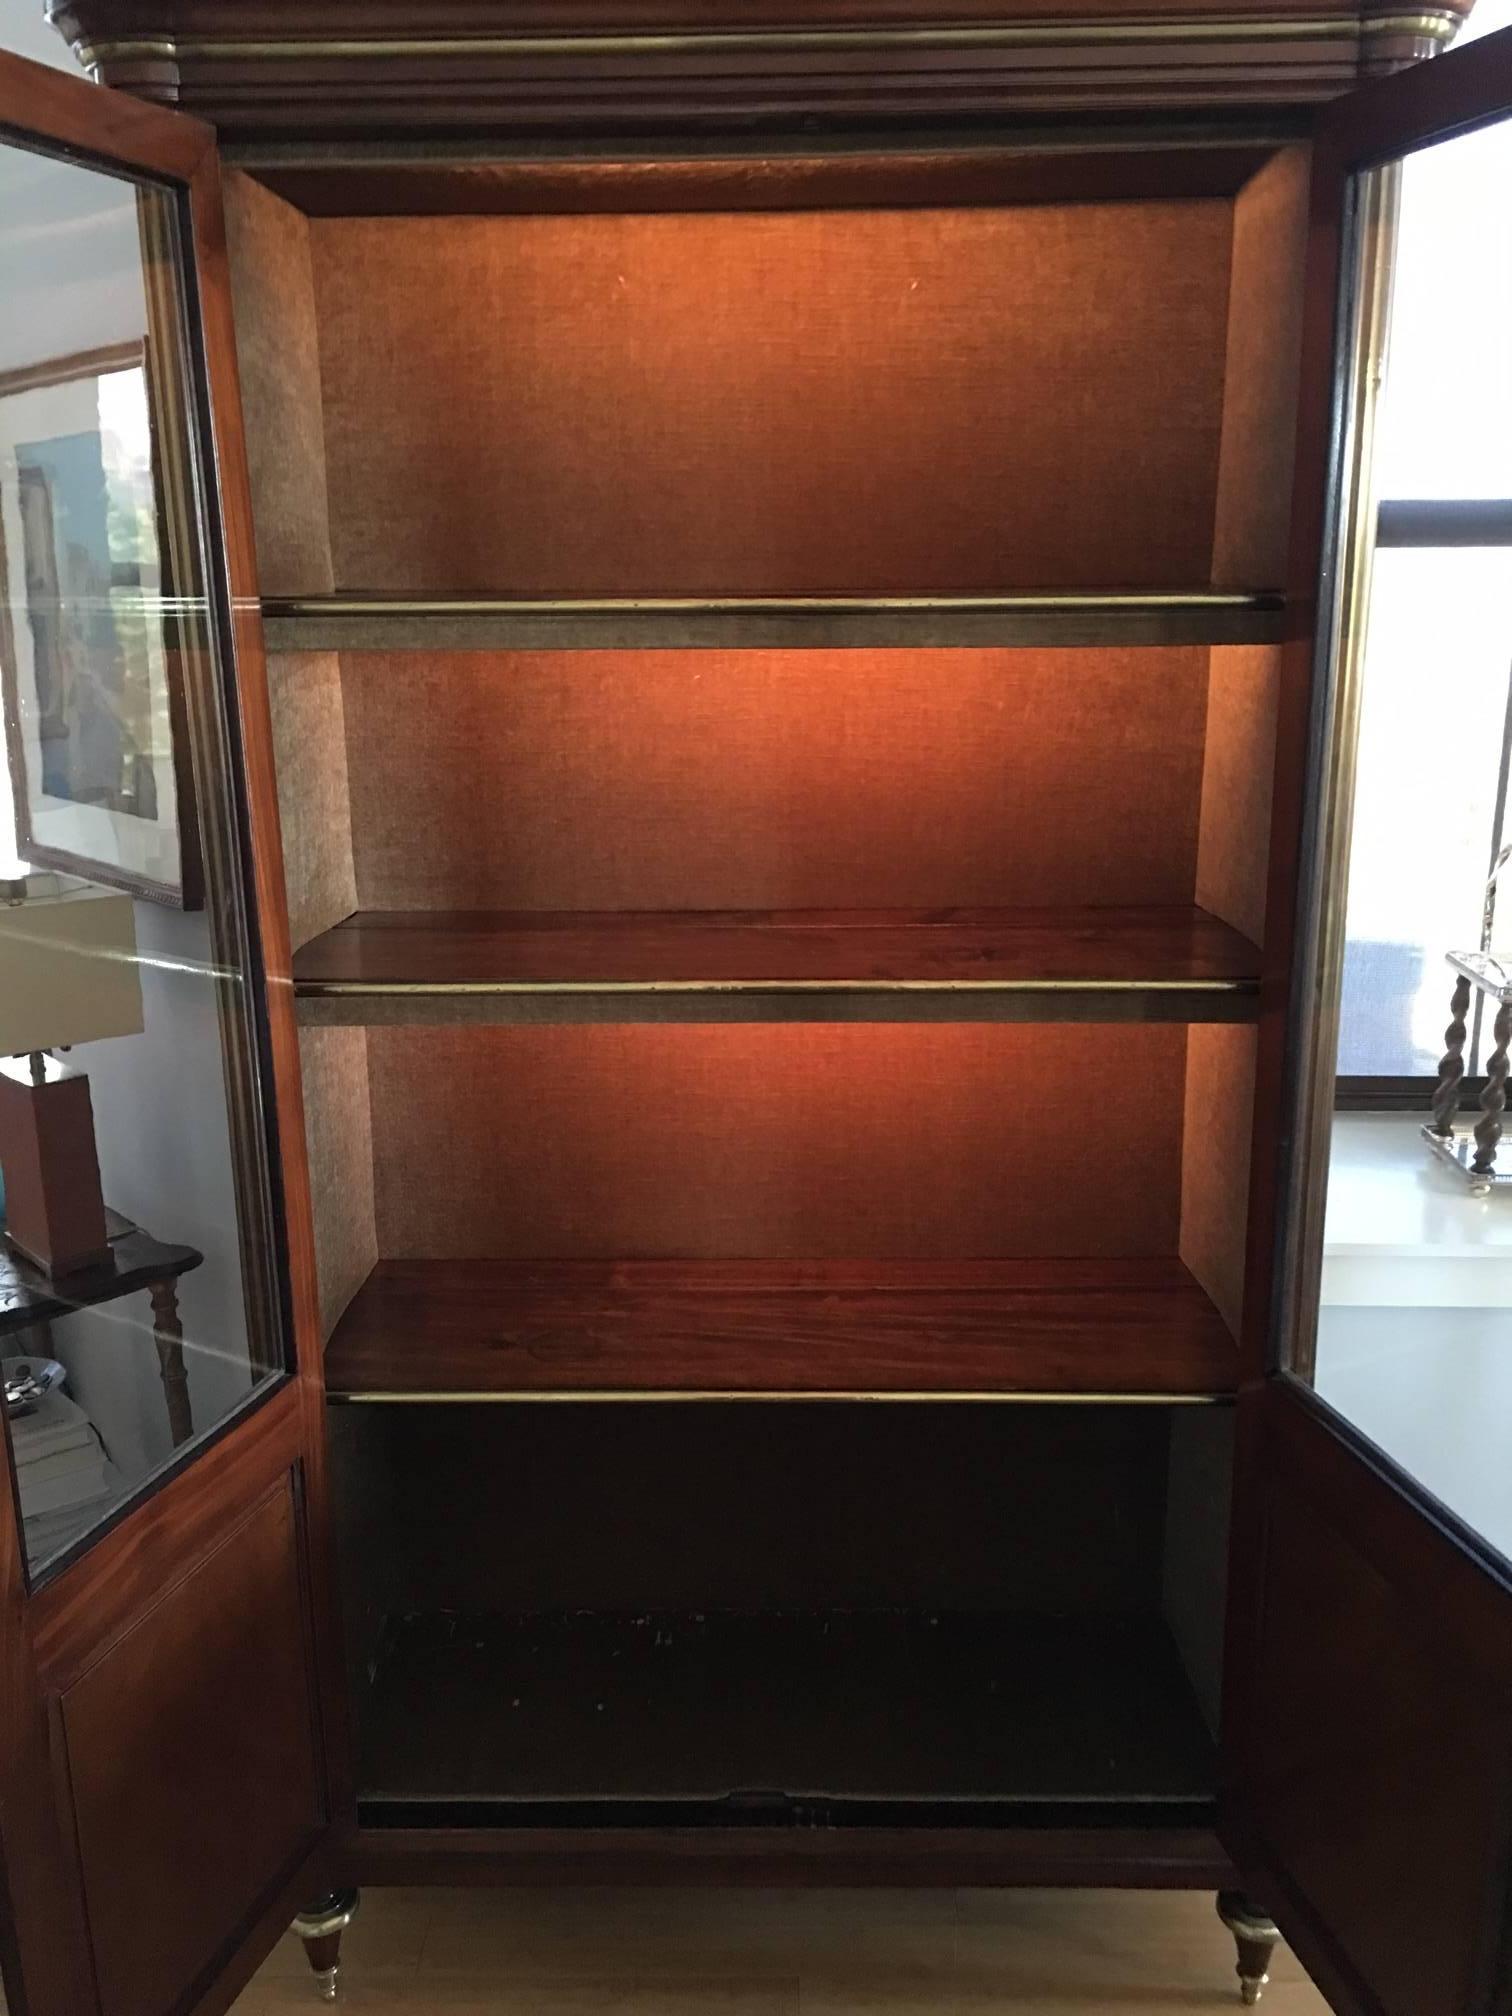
[[1195, 643, 1282, 948], [222, 169, 335, 596], [1179, 1023, 1255, 1338], [365, 1022, 1185, 1260], [267, 649, 357, 949], [299, 1025, 377, 1336], [340, 647, 1209, 912], [56, 1480, 322, 2016], [1162, 1406, 1233, 1737], [1210, 146, 1313, 588], [310, 205, 1230, 595]]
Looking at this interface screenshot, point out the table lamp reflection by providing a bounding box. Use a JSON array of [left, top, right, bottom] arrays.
[[0, 878, 145, 1274]]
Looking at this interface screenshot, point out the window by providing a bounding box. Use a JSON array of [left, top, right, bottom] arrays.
[[1337, 91, 1512, 1087]]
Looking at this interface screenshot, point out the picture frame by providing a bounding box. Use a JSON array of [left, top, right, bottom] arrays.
[[0, 337, 203, 908]]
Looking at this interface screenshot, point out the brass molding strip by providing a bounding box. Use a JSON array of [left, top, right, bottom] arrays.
[[263, 590, 1282, 617], [294, 977, 1257, 996], [77, 11, 1460, 69], [327, 1388, 1231, 1404]]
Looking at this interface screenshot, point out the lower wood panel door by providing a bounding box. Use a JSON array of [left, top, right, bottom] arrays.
[[56, 1481, 323, 2016], [0, 40, 344, 2016]]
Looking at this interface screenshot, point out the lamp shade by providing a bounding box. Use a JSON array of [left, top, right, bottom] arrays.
[[0, 880, 145, 1056]]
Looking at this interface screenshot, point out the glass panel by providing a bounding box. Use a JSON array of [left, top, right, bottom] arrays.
[[1284, 114, 1512, 1568], [1338, 548, 1512, 1076], [1371, 116, 1512, 502], [0, 141, 286, 1580]]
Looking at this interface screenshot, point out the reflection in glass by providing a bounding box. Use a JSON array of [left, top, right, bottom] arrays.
[[1338, 550, 1512, 1075], [1372, 116, 1512, 503], [0, 143, 285, 1579], [1288, 118, 1512, 1567]]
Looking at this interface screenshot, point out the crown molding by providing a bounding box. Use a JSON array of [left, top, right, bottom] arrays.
[[49, 3, 1471, 136]]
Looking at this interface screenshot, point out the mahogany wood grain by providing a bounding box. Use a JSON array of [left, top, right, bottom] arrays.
[[49, 0, 1471, 135], [292, 905, 1261, 1027], [28, 1380, 302, 1691], [57, 1484, 322, 2016], [0, 1386, 96, 2016], [1317, 16, 1512, 168], [250, 142, 1283, 219], [323, 1256, 1236, 1398], [0, 41, 212, 178], [1223, 1389, 1512, 2016], [345, 1821, 1235, 1890]]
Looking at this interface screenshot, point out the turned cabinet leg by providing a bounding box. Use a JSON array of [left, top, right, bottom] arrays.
[[1216, 1891, 1279, 2007], [292, 1890, 360, 2002]]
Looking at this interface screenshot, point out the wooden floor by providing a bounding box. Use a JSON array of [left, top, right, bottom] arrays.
[[236, 1885, 1331, 2012]]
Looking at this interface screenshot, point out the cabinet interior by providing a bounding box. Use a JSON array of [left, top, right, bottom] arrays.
[[330, 1401, 1233, 1819], [229, 140, 1306, 1822]]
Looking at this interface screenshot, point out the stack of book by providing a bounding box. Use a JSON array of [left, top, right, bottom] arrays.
[[10, 1389, 122, 1563]]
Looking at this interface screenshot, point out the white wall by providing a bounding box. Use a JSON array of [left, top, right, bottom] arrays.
[[0, 0, 75, 68]]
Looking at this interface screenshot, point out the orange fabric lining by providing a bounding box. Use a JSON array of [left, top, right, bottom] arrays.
[[339, 646, 1210, 913], [366, 1022, 1186, 1260], [311, 202, 1232, 594]]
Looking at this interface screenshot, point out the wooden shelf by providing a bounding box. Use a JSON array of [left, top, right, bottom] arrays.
[[356, 1609, 1216, 1813], [323, 1257, 1237, 1401], [292, 906, 1261, 1027], [261, 589, 1286, 653]]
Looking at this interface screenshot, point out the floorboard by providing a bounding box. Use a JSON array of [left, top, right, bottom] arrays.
[[233, 1883, 1329, 2011]]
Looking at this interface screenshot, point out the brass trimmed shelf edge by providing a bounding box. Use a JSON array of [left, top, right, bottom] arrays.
[[263, 589, 1283, 614], [290, 906, 1263, 1027], [329, 1388, 1230, 1404], [261, 589, 1289, 651]]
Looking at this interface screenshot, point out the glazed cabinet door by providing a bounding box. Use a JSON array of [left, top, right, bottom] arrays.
[[0, 50, 340, 2016], [1224, 26, 1512, 2016]]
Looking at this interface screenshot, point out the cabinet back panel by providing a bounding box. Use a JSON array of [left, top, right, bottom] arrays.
[[310, 204, 1231, 594], [340, 647, 1209, 912], [366, 1022, 1184, 1258], [331, 1404, 1171, 1618]]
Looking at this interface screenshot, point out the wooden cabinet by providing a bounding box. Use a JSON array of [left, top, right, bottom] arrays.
[[1, 10, 1511, 2016]]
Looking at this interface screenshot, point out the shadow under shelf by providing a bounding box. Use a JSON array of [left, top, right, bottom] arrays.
[[292, 905, 1261, 1027], [323, 1256, 1237, 1402]]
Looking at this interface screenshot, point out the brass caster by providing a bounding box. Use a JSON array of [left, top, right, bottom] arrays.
[[292, 1890, 360, 2004], [1217, 1891, 1278, 2009]]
